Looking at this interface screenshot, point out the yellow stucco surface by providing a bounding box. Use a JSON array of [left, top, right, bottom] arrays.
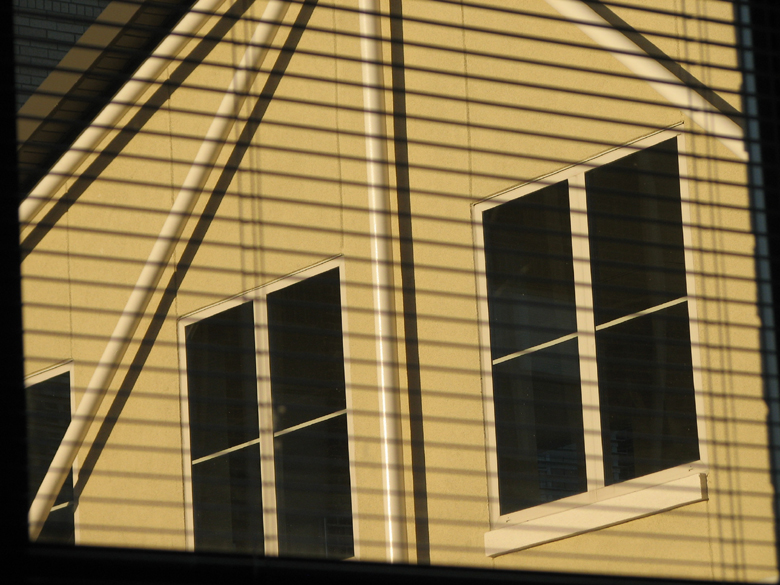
[[20, 0, 776, 580]]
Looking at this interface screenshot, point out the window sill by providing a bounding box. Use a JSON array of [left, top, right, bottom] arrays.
[[484, 472, 707, 557]]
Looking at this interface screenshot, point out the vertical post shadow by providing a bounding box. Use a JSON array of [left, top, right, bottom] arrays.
[[390, 0, 430, 565]]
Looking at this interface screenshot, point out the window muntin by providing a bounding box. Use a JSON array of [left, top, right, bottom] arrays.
[[477, 133, 703, 526], [181, 264, 354, 559], [26, 364, 76, 545]]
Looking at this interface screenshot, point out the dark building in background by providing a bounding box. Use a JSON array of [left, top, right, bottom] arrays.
[[13, 0, 111, 110]]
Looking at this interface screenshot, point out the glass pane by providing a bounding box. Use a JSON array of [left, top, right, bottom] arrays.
[[26, 371, 75, 544], [192, 446, 264, 554], [483, 181, 576, 359], [38, 499, 75, 545], [586, 138, 687, 325], [597, 302, 699, 485], [186, 302, 259, 461], [267, 269, 347, 432], [492, 339, 586, 515], [274, 414, 354, 559]]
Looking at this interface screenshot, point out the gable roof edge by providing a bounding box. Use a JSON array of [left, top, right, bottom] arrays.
[[18, 0, 229, 226], [543, 0, 747, 161], [16, 1, 157, 145]]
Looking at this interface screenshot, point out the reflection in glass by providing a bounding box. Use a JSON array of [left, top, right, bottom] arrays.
[[186, 301, 262, 553], [597, 303, 699, 485], [492, 339, 586, 514], [185, 268, 354, 558], [483, 181, 576, 359], [274, 415, 354, 559], [587, 139, 687, 325], [26, 371, 75, 544], [191, 446, 264, 554], [186, 302, 258, 461], [267, 269, 346, 432]]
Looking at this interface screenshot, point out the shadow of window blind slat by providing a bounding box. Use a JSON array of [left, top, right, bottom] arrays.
[[14, 0, 780, 583]]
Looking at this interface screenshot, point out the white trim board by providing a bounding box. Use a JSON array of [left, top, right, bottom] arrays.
[[485, 473, 707, 557]]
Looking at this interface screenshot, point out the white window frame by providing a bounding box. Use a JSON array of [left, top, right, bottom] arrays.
[[473, 129, 709, 557], [25, 360, 79, 544], [177, 256, 359, 558]]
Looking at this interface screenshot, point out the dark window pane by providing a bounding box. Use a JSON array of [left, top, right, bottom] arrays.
[[586, 138, 687, 325], [192, 446, 264, 555], [597, 302, 699, 485], [186, 302, 259, 461], [26, 372, 70, 505], [275, 415, 354, 560], [492, 340, 587, 515], [26, 372, 75, 544], [37, 498, 75, 545], [267, 269, 347, 432], [483, 181, 577, 359]]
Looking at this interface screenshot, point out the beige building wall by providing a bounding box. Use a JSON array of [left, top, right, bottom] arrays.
[[20, 0, 776, 581]]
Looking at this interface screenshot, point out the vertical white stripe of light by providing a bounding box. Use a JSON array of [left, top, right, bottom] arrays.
[[543, 0, 747, 161], [569, 174, 605, 490], [358, 0, 407, 563], [28, 0, 291, 541]]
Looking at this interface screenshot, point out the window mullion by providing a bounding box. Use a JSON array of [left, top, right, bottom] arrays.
[[569, 173, 605, 491], [255, 296, 279, 556]]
